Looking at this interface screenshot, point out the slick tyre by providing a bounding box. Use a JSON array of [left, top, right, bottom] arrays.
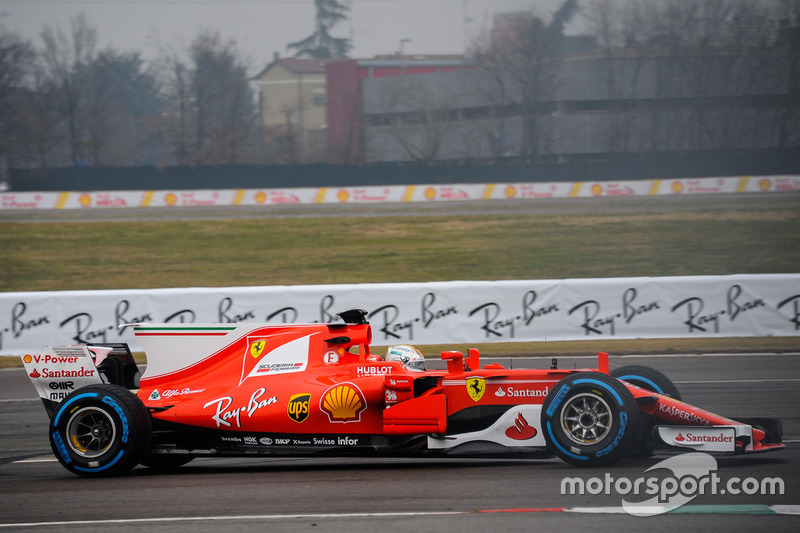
[[610, 365, 681, 401], [610, 365, 681, 458], [49, 384, 151, 477], [541, 372, 639, 467]]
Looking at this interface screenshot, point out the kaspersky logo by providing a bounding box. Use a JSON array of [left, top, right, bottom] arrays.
[[287, 393, 311, 423]]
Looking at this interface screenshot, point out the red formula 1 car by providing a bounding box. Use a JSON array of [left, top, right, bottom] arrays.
[[21, 309, 784, 477]]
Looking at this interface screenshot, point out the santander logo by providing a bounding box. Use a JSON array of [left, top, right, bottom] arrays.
[[495, 386, 549, 398], [673, 432, 733, 444], [505, 412, 537, 440]]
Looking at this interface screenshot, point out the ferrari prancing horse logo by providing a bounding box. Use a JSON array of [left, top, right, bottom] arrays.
[[467, 377, 485, 402], [250, 340, 266, 358]]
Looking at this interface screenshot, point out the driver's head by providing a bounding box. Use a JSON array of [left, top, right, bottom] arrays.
[[386, 345, 426, 372]]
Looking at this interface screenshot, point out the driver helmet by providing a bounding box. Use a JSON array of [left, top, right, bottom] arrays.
[[386, 345, 426, 372]]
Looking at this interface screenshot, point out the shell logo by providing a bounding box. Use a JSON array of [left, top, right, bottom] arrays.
[[590, 184, 604, 196], [671, 181, 684, 194], [320, 383, 366, 423], [337, 189, 349, 202], [504, 185, 517, 198], [165, 193, 177, 206], [255, 191, 267, 204], [23, 355, 32, 364], [424, 187, 437, 200], [79, 194, 92, 207], [758, 178, 772, 192]]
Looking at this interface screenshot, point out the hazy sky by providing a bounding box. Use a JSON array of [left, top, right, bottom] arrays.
[[0, 0, 568, 69]]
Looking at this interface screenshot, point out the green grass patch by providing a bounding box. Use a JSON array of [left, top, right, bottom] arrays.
[[1, 198, 798, 360], [2, 208, 798, 291]]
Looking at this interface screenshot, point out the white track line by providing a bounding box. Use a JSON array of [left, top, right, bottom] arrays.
[[3, 505, 800, 527], [0, 511, 465, 528]]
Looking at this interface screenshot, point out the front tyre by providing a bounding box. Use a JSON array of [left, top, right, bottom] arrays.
[[49, 384, 151, 477], [610, 365, 681, 401], [541, 372, 639, 467], [611, 365, 681, 458]]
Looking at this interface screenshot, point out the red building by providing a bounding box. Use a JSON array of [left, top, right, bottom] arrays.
[[326, 56, 475, 164]]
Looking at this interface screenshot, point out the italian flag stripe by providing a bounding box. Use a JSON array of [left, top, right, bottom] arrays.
[[134, 326, 236, 335]]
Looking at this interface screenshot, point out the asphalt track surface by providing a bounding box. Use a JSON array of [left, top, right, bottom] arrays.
[[1, 353, 798, 532]]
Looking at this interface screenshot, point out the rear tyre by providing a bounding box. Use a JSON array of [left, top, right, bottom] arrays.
[[611, 365, 681, 458], [541, 372, 640, 467], [49, 384, 151, 477]]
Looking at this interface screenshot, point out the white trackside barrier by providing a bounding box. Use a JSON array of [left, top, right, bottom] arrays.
[[1, 274, 798, 355], [1, 175, 799, 210]]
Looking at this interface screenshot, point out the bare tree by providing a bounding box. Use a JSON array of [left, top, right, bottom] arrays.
[[153, 31, 259, 165], [774, 0, 800, 148], [580, 0, 650, 153], [455, 70, 518, 160], [471, 6, 574, 161], [0, 31, 36, 169], [372, 75, 454, 164], [580, 0, 799, 155], [151, 41, 191, 165], [39, 14, 97, 166], [188, 31, 258, 164], [81, 50, 161, 166]]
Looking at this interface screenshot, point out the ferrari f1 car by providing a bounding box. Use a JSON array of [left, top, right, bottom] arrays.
[[21, 309, 784, 477]]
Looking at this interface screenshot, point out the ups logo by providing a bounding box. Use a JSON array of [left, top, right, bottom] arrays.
[[287, 393, 311, 423]]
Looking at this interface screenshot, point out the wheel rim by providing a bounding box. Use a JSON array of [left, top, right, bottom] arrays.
[[560, 393, 613, 445], [65, 406, 116, 458]]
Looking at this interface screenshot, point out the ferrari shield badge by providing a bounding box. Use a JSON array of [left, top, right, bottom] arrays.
[[250, 340, 266, 358], [467, 377, 485, 402]]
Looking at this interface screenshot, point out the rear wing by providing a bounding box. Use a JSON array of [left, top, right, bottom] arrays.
[[21, 344, 141, 418]]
